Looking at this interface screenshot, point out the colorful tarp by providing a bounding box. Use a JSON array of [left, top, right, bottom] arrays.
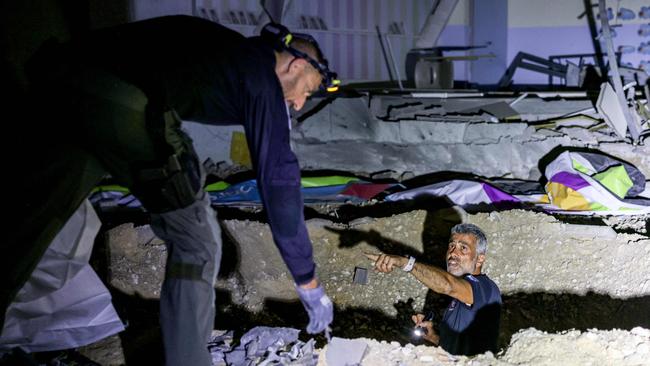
[[89, 151, 650, 216], [385, 179, 546, 206], [90, 176, 393, 208], [387, 151, 650, 215], [208, 179, 393, 205], [541, 151, 650, 214]]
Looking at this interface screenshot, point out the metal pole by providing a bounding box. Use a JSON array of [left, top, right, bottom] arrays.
[[384, 34, 404, 90], [598, 0, 642, 141], [375, 26, 394, 82], [584, 0, 607, 75]]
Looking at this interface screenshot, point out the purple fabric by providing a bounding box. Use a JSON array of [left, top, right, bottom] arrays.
[[482, 183, 520, 203], [550, 172, 590, 190]]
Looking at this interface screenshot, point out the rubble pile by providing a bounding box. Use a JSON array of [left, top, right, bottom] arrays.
[[95, 205, 650, 364]]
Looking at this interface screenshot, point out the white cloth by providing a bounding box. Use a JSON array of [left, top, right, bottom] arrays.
[[0, 200, 124, 352]]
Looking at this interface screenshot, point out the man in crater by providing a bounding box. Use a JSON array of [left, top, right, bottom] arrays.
[[365, 223, 501, 356]]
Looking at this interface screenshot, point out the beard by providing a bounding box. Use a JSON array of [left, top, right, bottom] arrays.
[[447, 257, 477, 276]]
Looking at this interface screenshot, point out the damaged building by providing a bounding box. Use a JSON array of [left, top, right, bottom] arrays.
[[1, 0, 650, 365]]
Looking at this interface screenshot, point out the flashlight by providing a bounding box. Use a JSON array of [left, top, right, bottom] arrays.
[[413, 311, 435, 337]]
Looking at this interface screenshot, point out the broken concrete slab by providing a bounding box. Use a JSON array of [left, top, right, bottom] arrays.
[[293, 136, 571, 180], [294, 97, 375, 141], [368, 95, 594, 122], [459, 101, 520, 119], [597, 82, 630, 138], [511, 97, 595, 121], [182, 95, 650, 183]]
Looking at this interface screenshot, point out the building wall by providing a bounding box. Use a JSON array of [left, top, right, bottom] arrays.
[[507, 0, 650, 84], [131, 0, 472, 83], [470, 0, 508, 85], [88, 0, 650, 86]]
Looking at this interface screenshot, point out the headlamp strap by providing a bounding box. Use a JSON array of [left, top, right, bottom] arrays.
[[261, 22, 340, 92]]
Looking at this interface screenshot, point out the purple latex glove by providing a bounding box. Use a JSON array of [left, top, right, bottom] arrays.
[[296, 283, 333, 334]]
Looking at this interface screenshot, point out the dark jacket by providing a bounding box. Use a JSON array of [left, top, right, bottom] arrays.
[[69, 15, 315, 284]]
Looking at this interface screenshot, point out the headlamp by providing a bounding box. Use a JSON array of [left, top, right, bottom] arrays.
[[261, 23, 341, 93]]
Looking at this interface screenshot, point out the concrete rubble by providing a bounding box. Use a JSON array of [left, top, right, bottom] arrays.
[[82, 325, 650, 365], [334, 327, 650, 366], [101, 205, 650, 364], [91, 92, 650, 364], [186, 94, 650, 181]]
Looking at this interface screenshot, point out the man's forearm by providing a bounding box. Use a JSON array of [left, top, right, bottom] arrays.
[[410, 262, 454, 296], [366, 252, 474, 304]]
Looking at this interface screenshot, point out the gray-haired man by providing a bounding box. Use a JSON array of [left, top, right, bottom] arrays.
[[365, 223, 501, 356]]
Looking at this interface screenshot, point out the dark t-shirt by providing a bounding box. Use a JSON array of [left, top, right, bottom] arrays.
[[439, 274, 501, 356]]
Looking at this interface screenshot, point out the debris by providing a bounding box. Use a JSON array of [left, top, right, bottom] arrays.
[[598, 0, 643, 141], [325, 337, 368, 366], [498, 52, 579, 89], [210, 327, 318, 366], [596, 82, 631, 138]]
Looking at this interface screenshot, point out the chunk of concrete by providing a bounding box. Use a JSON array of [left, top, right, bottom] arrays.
[[326, 337, 368, 366]]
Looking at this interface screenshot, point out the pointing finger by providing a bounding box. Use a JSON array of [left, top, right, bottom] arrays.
[[364, 252, 379, 261]]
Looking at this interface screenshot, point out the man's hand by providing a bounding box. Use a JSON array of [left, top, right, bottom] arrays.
[[296, 281, 333, 334], [364, 252, 407, 273], [412, 313, 439, 345]]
